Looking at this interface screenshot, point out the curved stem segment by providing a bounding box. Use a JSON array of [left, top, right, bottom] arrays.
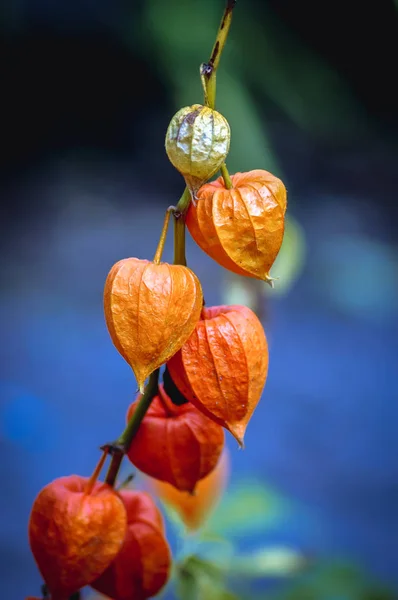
[[153, 206, 174, 264], [200, 0, 236, 110], [104, 449, 124, 488], [175, 186, 192, 216], [174, 216, 186, 266], [200, 1, 235, 189], [173, 187, 191, 266], [84, 449, 108, 495], [117, 369, 160, 448], [103, 369, 160, 487], [220, 163, 233, 189]]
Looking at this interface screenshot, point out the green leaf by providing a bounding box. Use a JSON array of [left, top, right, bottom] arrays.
[[228, 546, 308, 579], [192, 536, 236, 571], [203, 480, 290, 538], [175, 555, 239, 600]]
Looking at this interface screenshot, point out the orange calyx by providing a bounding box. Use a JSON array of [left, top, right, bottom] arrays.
[[126, 381, 225, 492], [84, 449, 108, 496], [28, 475, 127, 598], [91, 490, 171, 600], [167, 304, 269, 446], [186, 169, 287, 282], [104, 258, 203, 392]]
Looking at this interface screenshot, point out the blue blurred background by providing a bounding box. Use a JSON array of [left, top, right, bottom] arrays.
[[1, 0, 397, 598]]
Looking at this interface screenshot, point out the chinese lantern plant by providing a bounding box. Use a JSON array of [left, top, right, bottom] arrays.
[[103, 208, 203, 392], [126, 367, 225, 492], [29, 453, 128, 599], [91, 490, 171, 600], [27, 2, 288, 599], [186, 169, 287, 285], [167, 304, 269, 446]]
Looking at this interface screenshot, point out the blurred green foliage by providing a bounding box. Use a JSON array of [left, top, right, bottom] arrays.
[[153, 478, 396, 600], [203, 479, 289, 538]]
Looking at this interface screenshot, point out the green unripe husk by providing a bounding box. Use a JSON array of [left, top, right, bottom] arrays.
[[165, 104, 231, 197]]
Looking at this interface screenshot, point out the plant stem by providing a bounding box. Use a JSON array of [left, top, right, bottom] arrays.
[[175, 186, 192, 216], [200, 0, 236, 110], [200, 1, 235, 189], [220, 163, 233, 189], [103, 369, 160, 487], [117, 369, 159, 448], [84, 449, 108, 495], [104, 448, 124, 488], [174, 216, 186, 266], [153, 206, 174, 264], [173, 187, 191, 266]]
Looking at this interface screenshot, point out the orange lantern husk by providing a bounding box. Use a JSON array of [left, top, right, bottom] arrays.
[[28, 476, 127, 599], [104, 257, 203, 391], [150, 448, 230, 531], [126, 383, 225, 493], [186, 169, 287, 284], [167, 304, 268, 446], [91, 490, 171, 600]]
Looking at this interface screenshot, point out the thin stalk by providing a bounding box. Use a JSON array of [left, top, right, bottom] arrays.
[[175, 186, 192, 216], [200, 0, 236, 110], [174, 216, 186, 266], [117, 369, 159, 448], [220, 163, 233, 189], [173, 187, 191, 266], [200, 1, 235, 188], [104, 449, 124, 488], [153, 206, 174, 264], [103, 369, 160, 487], [84, 449, 108, 495]]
